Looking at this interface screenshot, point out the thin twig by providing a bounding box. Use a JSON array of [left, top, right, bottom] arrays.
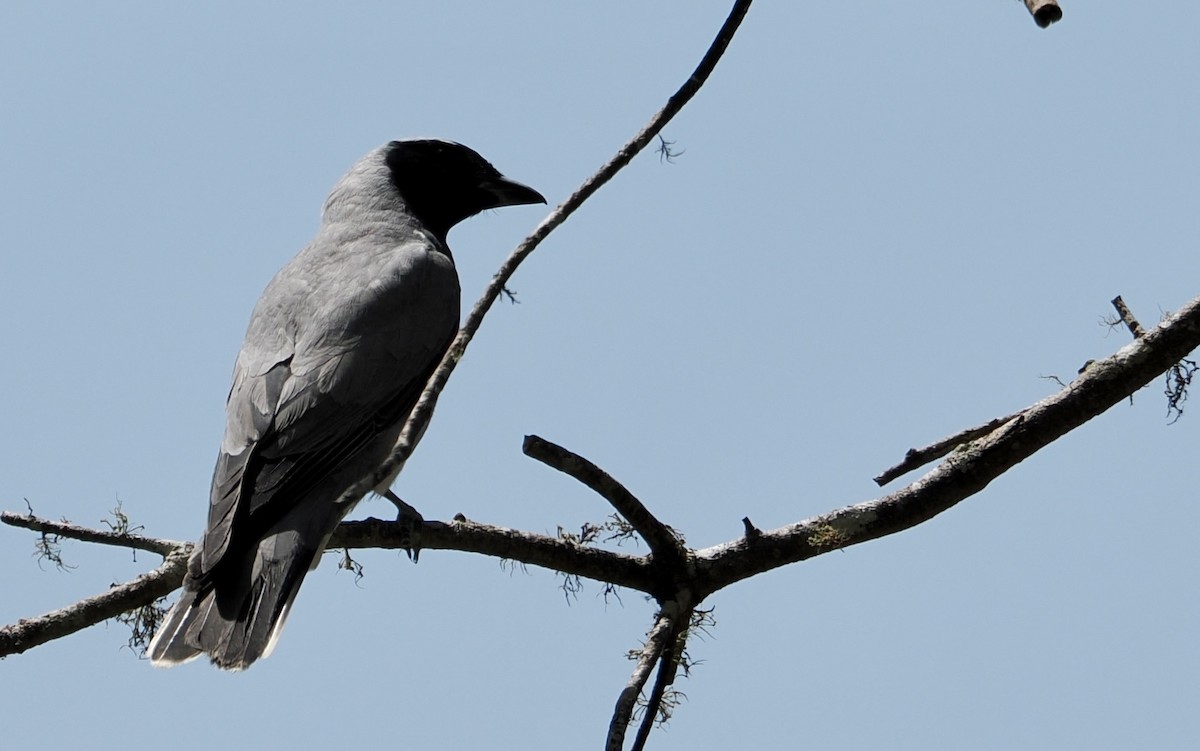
[[876, 295, 1155, 487], [0, 548, 189, 658], [342, 0, 756, 509], [1, 511, 187, 557], [523, 435, 685, 564], [873, 412, 1022, 486]]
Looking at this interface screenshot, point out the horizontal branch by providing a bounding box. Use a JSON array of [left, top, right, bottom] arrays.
[[330, 517, 656, 594], [7, 289, 1197, 662], [1, 511, 187, 557], [2, 509, 657, 596], [0, 508, 659, 658], [692, 293, 1200, 597]]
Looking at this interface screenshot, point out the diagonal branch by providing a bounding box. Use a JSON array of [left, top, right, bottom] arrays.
[[0, 547, 189, 658], [1111, 295, 1146, 339], [630, 601, 692, 751], [694, 293, 1200, 598], [523, 435, 686, 565], [872, 411, 1022, 486], [607, 609, 677, 751], [878, 294, 1159, 487], [342, 0, 756, 509]]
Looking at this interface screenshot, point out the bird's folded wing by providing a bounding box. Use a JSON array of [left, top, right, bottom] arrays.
[[199, 244, 458, 575]]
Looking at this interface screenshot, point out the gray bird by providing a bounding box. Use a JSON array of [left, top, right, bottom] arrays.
[[148, 139, 544, 669]]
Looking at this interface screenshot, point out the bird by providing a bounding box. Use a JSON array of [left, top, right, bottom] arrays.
[[147, 139, 545, 670]]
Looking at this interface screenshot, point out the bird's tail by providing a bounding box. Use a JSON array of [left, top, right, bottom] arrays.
[[147, 532, 319, 670]]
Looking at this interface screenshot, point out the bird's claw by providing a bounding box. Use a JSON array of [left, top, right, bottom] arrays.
[[383, 490, 424, 562]]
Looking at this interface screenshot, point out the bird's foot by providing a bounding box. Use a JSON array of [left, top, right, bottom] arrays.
[[383, 490, 423, 562]]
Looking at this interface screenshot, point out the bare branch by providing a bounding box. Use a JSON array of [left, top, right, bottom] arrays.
[[1024, 0, 1063, 28], [1112, 295, 1146, 339], [695, 293, 1200, 598], [873, 411, 1022, 486], [340, 0, 756, 511], [7, 285, 1199, 666], [523, 435, 686, 564], [1, 0, 752, 660], [1, 511, 187, 557], [1107, 296, 1195, 422], [631, 606, 691, 751], [9, 286, 1199, 663], [0, 548, 189, 658], [2, 508, 659, 656], [741, 517, 761, 539], [608, 609, 677, 751], [877, 295, 1175, 486], [330, 517, 656, 594]]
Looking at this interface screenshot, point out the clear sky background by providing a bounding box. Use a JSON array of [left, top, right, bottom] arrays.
[[2, 2, 1197, 749]]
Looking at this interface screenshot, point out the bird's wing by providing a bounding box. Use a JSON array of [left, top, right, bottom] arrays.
[[199, 241, 459, 576]]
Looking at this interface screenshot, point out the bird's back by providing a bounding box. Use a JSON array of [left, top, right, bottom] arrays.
[[151, 208, 460, 670]]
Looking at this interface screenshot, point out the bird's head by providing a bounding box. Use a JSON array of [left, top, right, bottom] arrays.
[[383, 139, 545, 244]]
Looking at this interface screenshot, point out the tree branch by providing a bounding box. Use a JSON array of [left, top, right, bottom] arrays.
[[6, 286, 1199, 664], [0, 547, 188, 658], [339, 0, 756, 512], [872, 411, 1022, 486], [0, 0, 756, 674], [523, 435, 686, 565], [630, 600, 691, 751], [330, 516, 655, 593], [607, 609, 677, 751], [0, 511, 186, 557], [693, 293, 1200, 598], [1111, 295, 1146, 339], [877, 294, 1157, 487], [5, 288, 1197, 744], [0, 510, 659, 655], [1024, 0, 1063, 28]]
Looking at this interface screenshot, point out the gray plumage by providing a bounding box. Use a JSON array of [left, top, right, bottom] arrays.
[[148, 140, 543, 669]]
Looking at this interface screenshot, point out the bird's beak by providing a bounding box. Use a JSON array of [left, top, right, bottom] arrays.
[[484, 176, 546, 208]]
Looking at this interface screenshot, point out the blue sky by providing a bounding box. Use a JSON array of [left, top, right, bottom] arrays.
[[2, 2, 1197, 748]]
